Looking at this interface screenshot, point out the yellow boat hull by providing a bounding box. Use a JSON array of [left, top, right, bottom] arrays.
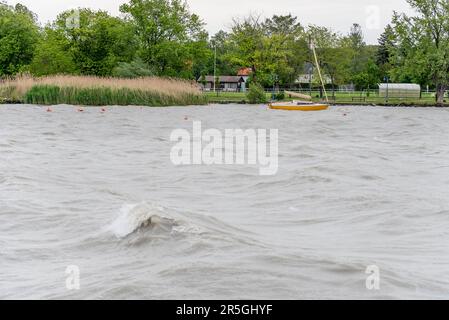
[[269, 103, 329, 111]]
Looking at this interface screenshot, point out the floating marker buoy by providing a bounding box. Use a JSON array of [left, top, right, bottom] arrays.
[[78, 108, 84, 112], [184, 116, 188, 120], [46, 107, 52, 112], [101, 108, 106, 113]]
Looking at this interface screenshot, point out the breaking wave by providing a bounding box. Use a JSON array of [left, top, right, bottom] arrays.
[[106, 202, 187, 238]]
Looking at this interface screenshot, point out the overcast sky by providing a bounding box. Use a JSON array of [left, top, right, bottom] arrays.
[[6, 0, 415, 44]]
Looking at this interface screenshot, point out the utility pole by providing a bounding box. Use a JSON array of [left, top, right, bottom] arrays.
[[308, 35, 312, 97], [309, 64, 313, 97], [213, 43, 217, 95]]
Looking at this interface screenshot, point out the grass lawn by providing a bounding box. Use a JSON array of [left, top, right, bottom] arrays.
[[204, 90, 447, 106]]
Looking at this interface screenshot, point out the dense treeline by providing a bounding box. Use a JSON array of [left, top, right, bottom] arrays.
[[0, 0, 447, 101], [0, 0, 210, 79]]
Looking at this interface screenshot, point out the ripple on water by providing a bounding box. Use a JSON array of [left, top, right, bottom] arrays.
[[1, 104, 448, 299]]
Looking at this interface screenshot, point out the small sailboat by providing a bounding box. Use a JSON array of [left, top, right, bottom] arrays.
[[269, 91, 328, 111], [269, 40, 329, 112], [269, 101, 329, 111]]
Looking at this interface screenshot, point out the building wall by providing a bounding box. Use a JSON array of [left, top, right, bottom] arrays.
[[201, 81, 241, 91], [223, 83, 238, 90]]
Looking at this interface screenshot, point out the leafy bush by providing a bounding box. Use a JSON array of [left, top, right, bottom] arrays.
[[246, 83, 267, 104], [275, 92, 285, 100], [113, 58, 155, 78]]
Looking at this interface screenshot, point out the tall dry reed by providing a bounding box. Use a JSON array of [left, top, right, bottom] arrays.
[[0, 75, 205, 105]]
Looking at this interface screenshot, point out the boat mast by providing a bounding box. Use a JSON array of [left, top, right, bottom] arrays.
[[311, 40, 329, 103]]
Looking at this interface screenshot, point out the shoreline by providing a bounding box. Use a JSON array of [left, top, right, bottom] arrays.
[[331, 102, 449, 108], [2, 101, 449, 108], [210, 99, 449, 107]]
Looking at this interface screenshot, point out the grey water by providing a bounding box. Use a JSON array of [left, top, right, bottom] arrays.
[[1, 104, 449, 300]]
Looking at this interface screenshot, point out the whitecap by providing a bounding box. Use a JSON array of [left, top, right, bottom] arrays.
[[106, 202, 176, 238]]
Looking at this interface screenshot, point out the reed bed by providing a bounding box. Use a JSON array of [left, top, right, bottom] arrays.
[[0, 75, 207, 106]]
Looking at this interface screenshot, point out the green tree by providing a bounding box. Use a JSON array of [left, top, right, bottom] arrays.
[[308, 25, 352, 96], [391, 0, 449, 103], [377, 25, 394, 66], [120, 0, 208, 78], [343, 23, 375, 84], [51, 9, 137, 76], [29, 27, 78, 76], [262, 15, 307, 87], [226, 14, 308, 87], [225, 14, 265, 83], [13, 3, 37, 21], [347, 23, 365, 50], [352, 59, 380, 93], [187, 30, 212, 79], [0, 3, 39, 75], [209, 30, 236, 76], [376, 24, 395, 80]]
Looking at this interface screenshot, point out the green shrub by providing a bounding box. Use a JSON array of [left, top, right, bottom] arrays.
[[24, 85, 60, 104], [112, 58, 155, 78], [246, 83, 267, 104], [275, 92, 285, 101]]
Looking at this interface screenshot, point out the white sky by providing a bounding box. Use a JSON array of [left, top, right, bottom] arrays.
[[6, 0, 415, 44]]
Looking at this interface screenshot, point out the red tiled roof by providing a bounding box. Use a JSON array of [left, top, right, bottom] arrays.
[[237, 68, 253, 76]]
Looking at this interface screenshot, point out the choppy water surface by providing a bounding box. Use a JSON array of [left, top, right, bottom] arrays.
[[1, 104, 449, 300]]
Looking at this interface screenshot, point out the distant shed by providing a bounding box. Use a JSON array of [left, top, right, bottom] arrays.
[[379, 83, 421, 99]]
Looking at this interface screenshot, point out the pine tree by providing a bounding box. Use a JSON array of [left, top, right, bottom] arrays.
[[377, 24, 394, 66]]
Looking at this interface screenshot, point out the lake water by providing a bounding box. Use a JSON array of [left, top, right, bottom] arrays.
[[1, 104, 448, 299]]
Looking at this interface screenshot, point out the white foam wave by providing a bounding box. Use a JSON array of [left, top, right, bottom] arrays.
[[107, 202, 173, 238]]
